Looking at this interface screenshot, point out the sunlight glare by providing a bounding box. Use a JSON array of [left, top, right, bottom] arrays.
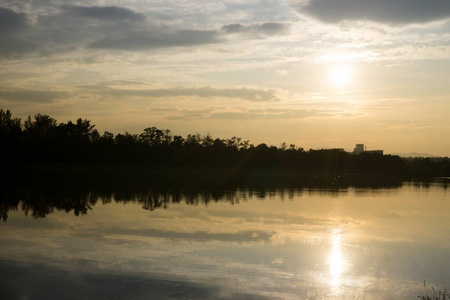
[[329, 233, 344, 287], [330, 64, 352, 88]]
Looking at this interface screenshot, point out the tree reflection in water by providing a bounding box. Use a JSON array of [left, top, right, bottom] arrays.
[[0, 170, 446, 221]]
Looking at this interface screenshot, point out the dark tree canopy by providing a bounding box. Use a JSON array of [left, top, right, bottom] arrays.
[[1, 109, 448, 175]]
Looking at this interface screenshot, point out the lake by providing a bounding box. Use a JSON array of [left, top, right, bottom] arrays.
[[1, 177, 449, 299]]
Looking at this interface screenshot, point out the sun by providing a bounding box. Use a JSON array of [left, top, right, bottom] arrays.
[[330, 64, 352, 88]]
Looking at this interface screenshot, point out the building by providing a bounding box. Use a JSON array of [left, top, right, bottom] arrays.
[[353, 144, 383, 155], [353, 144, 365, 154], [366, 150, 384, 155]]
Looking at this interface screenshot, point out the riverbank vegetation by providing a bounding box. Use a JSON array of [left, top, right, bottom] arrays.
[[1, 109, 449, 175]]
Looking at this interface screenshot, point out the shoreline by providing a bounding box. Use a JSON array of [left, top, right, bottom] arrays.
[[1, 161, 446, 191]]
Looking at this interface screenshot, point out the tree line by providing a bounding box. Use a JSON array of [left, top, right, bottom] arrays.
[[1, 109, 449, 174]]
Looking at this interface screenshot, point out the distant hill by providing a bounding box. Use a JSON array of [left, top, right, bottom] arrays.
[[391, 152, 440, 158]]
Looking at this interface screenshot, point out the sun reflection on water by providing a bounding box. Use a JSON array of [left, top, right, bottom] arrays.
[[329, 230, 344, 288]]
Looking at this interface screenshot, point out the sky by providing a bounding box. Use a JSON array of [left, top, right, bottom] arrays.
[[1, 0, 449, 156]]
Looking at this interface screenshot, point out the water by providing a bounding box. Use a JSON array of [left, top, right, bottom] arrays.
[[1, 179, 449, 299]]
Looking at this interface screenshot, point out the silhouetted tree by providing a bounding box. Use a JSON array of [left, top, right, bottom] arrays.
[[1, 108, 448, 176], [0, 109, 22, 143], [24, 113, 57, 140], [139, 127, 164, 146]]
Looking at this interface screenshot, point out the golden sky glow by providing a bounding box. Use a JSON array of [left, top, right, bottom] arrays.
[[1, 1, 450, 155]]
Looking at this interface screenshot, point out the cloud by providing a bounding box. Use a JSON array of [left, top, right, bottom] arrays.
[[0, 7, 37, 58], [0, 38, 38, 58], [276, 69, 288, 76], [161, 107, 340, 121], [210, 108, 332, 120], [165, 108, 212, 121], [221, 22, 290, 37], [88, 30, 221, 50], [0, 89, 68, 103], [0, 5, 292, 58], [0, 7, 32, 33], [296, 0, 450, 25], [78, 84, 280, 102], [88, 22, 290, 51], [64, 5, 145, 22], [0, 5, 222, 58]]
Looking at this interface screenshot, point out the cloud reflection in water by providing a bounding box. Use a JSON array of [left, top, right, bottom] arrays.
[[1, 182, 450, 299]]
